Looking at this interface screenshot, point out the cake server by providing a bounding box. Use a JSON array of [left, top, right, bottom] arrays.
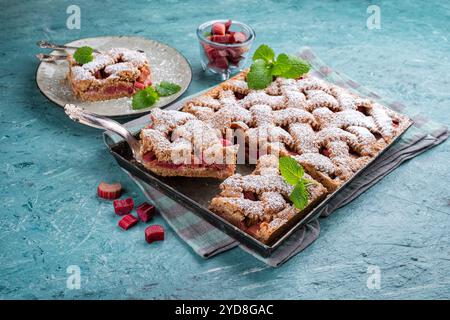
[[64, 104, 142, 162]]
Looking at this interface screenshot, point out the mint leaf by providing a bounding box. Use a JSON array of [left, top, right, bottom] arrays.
[[132, 86, 159, 110], [272, 53, 310, 78], [73, 46, 94, 65], [155, 81, 181, 97], [246, 59, 273, 90], [290, 182, 309, 210], [252, 44, 275, 63], [279, 156, 304, 185], [271, 54, 292, 76]]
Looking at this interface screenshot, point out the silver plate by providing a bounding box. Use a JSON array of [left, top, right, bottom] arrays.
[[36, 36, 192, 117]]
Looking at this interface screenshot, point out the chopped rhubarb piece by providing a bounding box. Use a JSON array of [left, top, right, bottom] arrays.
[[392, 120, 399, 128], [97, 182, 122, 200], [118, 214, 139, 230], [212, 56, 229, 69], [243, 191, 257, 201], [226, 47, 244, 59], [137, 202, 155, 222], [224, 19, 232, 33], [145, 225, 165, 243], [221, 138, 232, 147], [211, 34, 233, 44], [232, 32, 247, 43], [203, 44, 216, 61], [113, 197, 134, 216], [211, 22, 226, 35]]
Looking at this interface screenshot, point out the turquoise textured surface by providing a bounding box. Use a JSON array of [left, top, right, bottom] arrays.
[[0, 0, 449, 299]]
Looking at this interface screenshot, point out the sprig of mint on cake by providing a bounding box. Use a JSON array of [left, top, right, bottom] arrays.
[[132, 81, 181, 110], [278, 156, 314, 210], [73, 46, 94, 65], [247, 44, 311, 89]]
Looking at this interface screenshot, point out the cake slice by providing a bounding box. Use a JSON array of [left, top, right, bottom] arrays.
[[139, 109, 238, 179], [67, 47, 151, 101], [209, 154, 327, 244]]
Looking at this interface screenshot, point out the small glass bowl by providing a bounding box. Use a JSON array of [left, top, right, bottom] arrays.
[[196, 20, 255, 80]]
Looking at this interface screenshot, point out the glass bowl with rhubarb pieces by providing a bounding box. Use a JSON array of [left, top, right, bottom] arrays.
[[197, 19, 255, 80]]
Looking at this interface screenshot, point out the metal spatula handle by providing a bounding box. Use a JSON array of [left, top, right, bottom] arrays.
[[64, 104, 141, 161], [37, 40, 101, 53]]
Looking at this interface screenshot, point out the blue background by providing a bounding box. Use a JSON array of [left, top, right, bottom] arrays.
[[0, 0, 449, 299]]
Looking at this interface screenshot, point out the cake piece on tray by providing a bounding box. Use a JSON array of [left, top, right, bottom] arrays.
[[67, 48, 151, 101], [183, 72, 411, 191], [139, 109, 238, 179], [209, 154, 328, 244]]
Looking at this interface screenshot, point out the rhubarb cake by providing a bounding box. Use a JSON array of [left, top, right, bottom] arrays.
[[209, 155, 327, 244], [183, 71, 411, 192], [139, 109, 238, 179], [67, 48, 151, 101]]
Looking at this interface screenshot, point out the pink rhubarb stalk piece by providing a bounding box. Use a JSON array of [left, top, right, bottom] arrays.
[[97, 182, 122, 200], [113, 197, 134, 216], [118, 214, 139, 230], [211, 22, 226, 36], [137, 202, 155, 222], [145, 225, 165, 243]]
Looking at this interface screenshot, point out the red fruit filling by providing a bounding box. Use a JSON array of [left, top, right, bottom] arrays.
[[243, 191, 257, 201], [246, 223, 261, 237], [221, 138, 232, 147], [142, 151, 231, 170], [392, 119, 399, 128], [113, 197, 134, 216], [134, 81, 146, 90], [104, 84, 135, 95], [118, 214, 139, 230], [145, 225, 165, 243], [320, 147, 331, 157], [137, 202, 155, 222], [97, 182, 122, 200]]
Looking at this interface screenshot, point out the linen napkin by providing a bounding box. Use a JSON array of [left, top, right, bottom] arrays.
[[106, 47, 448, 267]]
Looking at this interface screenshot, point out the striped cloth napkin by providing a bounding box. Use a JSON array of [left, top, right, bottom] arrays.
[[107, 47, 448, 267]]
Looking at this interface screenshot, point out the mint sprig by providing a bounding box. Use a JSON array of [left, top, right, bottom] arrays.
[[279, 156, 312, 210], [252, 44, 275, 64], [247, 44, 311, 90], [132, 81, 181, 110], [246, 59, 273, 90], [155, 81, 181, 97], [272, 53, 311, 78], [132, 86, 159, 110], [73, 46, 94, 65]]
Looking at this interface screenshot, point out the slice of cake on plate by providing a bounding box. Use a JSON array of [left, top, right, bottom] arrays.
[[67, 48, 151, 101]]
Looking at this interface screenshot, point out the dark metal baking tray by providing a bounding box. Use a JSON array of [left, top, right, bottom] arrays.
[[103, 89, 413, 257]]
